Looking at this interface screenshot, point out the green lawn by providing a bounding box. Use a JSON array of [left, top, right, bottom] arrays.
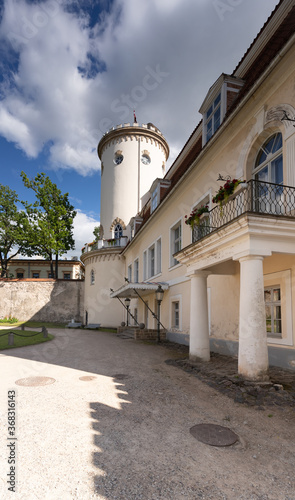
[[0, 330, 54, 350]]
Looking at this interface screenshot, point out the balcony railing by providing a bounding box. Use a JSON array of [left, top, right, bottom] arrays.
[[82, 236, 128, 254], [192, 180, 295, 243]]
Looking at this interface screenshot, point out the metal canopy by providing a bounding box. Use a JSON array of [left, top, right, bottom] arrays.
[[110, 282, 169, 298]]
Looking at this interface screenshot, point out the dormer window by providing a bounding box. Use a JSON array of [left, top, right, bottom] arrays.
[[200, 74, 244, 146], [205, 93, 221, 142], [149, 178, 171, 214], [151, 188, 158, 212]]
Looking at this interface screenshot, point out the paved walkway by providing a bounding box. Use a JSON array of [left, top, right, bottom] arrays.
[[0, 328, 295, 499]]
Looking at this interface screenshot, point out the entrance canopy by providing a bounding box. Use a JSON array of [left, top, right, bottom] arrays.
[[110, 282, 169, 299]]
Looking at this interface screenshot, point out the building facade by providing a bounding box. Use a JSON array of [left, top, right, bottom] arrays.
[[7, 258, 84, 280], [82, 0, 295, 378]]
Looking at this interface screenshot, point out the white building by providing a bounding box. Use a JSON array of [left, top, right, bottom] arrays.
[[82, 0, 295, 379]]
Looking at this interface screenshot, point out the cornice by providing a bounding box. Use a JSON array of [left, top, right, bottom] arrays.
[[97, 123, 169, 160]]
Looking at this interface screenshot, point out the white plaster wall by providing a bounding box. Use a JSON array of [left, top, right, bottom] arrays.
[[100, 126, 167, 238], [83, 250, 125, 327]]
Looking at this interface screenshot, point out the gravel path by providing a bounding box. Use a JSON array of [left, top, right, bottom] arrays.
[[0, 328, 295, 499]]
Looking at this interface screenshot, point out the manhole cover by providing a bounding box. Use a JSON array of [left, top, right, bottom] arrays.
[[79, 376, 97, 381], [113, 374, 129, 380], [190, 424, 239, 447], [15, 377, 56, 387]]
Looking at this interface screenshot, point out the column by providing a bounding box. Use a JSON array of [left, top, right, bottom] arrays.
[[189, 271, 210, 362], [238, 256, 269, 380]]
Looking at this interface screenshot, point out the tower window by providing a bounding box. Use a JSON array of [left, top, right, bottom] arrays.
[[113, 153, 124, 165], [114, 223, 123, 239], [141, 153, 151, 165]]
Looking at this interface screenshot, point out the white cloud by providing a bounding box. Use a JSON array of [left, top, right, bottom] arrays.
[[0, 0, 279, 175]]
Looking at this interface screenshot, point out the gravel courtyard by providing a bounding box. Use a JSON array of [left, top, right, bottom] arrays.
[[0, 327, 294, 500]]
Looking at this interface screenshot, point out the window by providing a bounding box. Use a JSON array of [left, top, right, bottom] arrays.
[[151, 188, 158, 213], [133, 308, 138, 325], [17, 272, 24, 279], [143, 251, 147, 280], [145, 238, 161, 279], [170, 220, 181, 267], [134, 259, 139, 283], [90, 269, 95, 285], [114, 223, 123, 239], [253, 133, 283, 214], [148, 245, 155, 277], [265, 286, 282, 338], [172, 301, 180, 329], [63, 272, 71, 280], [32, 272, 40, 278], [48, 272, 54, 278], [156, 238, 161, 275], [205, 93, 221, 142], [128, 264, 132, 283]]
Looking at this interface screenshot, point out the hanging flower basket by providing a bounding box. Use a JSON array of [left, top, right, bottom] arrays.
[[185, 205, 209, 228], [212, 179, 246, 207]]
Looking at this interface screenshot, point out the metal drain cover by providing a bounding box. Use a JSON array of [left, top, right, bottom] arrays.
[[79, 376, 97, 381], [15, 376, 56, 387], [190, 424, 239, 447]]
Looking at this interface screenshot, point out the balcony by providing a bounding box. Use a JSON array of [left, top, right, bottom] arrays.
[[192, 180, 295, 243], [82, 236, 128, 254]]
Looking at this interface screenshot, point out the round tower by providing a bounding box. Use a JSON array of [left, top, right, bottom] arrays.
[[98, 122, 169, 239], [81, 121, 169, 328]]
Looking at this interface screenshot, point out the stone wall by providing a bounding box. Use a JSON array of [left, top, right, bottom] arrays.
[[0, 279, 84, 323]]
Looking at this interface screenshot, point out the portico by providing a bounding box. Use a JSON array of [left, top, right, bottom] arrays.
[[177, 212, 295, 380]]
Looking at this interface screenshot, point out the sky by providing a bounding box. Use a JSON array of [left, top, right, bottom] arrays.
[[0, 0, 280, 258]]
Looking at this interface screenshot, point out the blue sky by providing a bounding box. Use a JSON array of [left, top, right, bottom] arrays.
[[0, 0, 279, 257]]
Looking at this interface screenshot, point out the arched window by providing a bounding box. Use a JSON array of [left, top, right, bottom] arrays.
[[114, 223, 123, 239], [90, 269, 95, 285], [253, 133, 283, 215], [253, 132, 283, 185]]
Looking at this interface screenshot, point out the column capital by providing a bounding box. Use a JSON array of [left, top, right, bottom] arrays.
[[186, 269, 211, 279], [238, 255, 265, 264], [232, 250, 271, 262]]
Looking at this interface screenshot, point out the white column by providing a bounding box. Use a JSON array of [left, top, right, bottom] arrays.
[[189, 271, 210, 362], [238, 256, 269, 380]]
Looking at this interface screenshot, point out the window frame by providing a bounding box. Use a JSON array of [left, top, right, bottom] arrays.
[[264, 270, 293, 346], [144, 237, 162, 280], [134, 258, 139, 283], [264, 285, 282, 338], [128, 264, 132, 283], [169, 218, 182, 268], [90, 269, 95, 285], [170, 294, 182, 331]]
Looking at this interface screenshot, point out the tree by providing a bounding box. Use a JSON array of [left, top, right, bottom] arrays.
[[93, 226, 101, 241], [0, 185, 34, 278], [21, 172, 77, 279]]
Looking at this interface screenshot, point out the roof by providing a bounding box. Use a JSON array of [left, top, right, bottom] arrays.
[[110, 282, 169, 298], [129, 1, 295, 244]]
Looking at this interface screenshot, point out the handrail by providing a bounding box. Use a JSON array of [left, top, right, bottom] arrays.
[[192, 179, 295, 243]]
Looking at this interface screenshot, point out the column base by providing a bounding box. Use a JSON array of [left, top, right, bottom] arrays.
[[189, 352, 210, 363]]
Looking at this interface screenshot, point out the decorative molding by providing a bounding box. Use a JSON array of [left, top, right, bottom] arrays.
[[110, 217, 126, 231]]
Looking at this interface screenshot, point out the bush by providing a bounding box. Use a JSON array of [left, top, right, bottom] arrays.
[[0, 317, 18, 324]]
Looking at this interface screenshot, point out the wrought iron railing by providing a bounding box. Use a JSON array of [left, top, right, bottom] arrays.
[[192, 180, 295, 243]]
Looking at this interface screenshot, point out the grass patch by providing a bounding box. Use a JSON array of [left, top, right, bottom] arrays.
[[22, 321, 67, 329], [98, 327, 117, 333], [0, 330, 54, 350]]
